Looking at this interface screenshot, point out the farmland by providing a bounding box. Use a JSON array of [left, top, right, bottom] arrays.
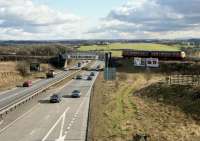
[[78, 43, 181, 57]]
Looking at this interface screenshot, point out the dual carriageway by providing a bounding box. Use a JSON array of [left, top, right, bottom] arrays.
[[0, 60, 102, 141]]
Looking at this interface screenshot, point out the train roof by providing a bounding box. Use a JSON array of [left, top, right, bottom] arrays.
[[122, 49, 183, 52]]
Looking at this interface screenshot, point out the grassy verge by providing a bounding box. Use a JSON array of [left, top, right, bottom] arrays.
[[89, 69, 200, 141], [89, 73, 148, 140]]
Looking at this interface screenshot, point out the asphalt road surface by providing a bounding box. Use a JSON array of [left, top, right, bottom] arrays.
[[0, 61, 102, 141], [0, 70, 73, 110], [0, 61, 92, 111]]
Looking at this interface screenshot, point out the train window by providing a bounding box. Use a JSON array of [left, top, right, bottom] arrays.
[[147, 61, 152, 64]]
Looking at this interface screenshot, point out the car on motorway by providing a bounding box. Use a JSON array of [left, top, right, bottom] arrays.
[[46, 69, 55, 78], [90, 72, 95, 76], [76, 75, 82, 80], [71, 90, 81, 98], [23, 80, 32, 87], [81, 67, 88, 71], [95, 68, 99, 71], [50, 94, 61, 103], [87, 76, 93, 81], [77, 62, 82, 68]]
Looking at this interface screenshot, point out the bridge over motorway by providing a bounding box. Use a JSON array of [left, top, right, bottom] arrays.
[[63, 52, 105, 60]]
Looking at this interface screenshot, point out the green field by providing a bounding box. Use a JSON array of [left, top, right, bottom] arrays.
[[78, 43, 181, 57]]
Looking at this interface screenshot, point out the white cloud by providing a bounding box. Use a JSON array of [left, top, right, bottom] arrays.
[[89, 0, 200, 39], [0, 0, 200, 39], [0, 0, 85, 40]]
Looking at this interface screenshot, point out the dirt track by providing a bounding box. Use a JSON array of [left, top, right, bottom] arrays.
[[89, 71, 200, 141]]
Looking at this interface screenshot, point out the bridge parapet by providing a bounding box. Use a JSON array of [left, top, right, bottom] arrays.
[[64, 52, 104, 60]]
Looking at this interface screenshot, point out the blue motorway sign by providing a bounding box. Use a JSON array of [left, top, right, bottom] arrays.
[[104, 68, 116, 80]]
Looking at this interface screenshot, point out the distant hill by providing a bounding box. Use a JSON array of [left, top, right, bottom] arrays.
[[0, 39, 199, 46]]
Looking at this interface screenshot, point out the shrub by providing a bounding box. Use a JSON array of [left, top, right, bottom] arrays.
[[16, 61, 30, 76]]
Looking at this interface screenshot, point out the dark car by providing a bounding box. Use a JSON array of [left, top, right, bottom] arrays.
[[23, 80, 32, 87], [90, 72, 95, 76], [76, 75, 82, 80], [50, 94, 61, 103], [87, 76, 92, 80], [71, 90, 81, 98]]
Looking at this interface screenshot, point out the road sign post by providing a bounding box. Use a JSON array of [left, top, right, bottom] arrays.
[[104, 52, 116, 80]]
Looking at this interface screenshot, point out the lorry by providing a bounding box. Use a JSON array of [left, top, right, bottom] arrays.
[[46, 69, 55, 78]]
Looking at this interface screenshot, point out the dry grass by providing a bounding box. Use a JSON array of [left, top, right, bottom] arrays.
[[0, 61, 49, 91], [89, 71, 200, 141], [0, 61, 18, 72]]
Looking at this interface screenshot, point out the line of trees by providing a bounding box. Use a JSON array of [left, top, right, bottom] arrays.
[[0, 44, 74, 56]]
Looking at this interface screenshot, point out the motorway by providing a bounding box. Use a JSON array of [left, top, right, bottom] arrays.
[[0, 61, 93, 111], [0, 61, 101, 141], [0, 71, 70, 109]]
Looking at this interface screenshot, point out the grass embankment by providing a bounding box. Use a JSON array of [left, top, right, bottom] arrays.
[[89, 68, 200, 141], [79, 43, 180, 57], [0, 62, 50, 91], [89, 72, 156, 140]]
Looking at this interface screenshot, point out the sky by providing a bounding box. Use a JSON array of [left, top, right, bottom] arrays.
[[0, 0, 200, 40], [33, 0, 125, 18]]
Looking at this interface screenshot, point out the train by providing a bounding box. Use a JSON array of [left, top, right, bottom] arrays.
[[122, 50, 186, 60]]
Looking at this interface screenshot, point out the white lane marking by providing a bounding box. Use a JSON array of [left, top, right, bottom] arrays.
[[0, 103, 39, 134], [0, 72, 69, 102], [42, 107, 70, 141], [0, 73, 51, 96], [0, 88, 32, 103], [64, 71, 99, 139], [44, 67, 99, 140], [64, 96, 86, 136], [64, 80, 95, 134], [32, 79, 41, 84], [0, 88, 17, 96], [59, 109, 66, 139], [0, 79, 51, 102]]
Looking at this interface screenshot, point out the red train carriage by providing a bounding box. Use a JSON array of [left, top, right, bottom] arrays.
[[122, 50, 186, 60]]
